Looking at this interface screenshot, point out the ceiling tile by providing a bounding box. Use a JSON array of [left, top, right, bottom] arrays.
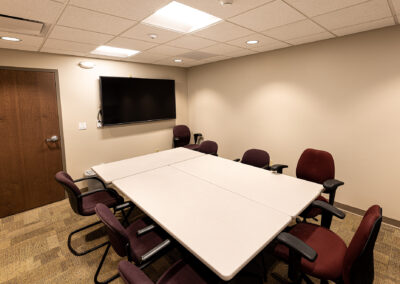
[[251, 41, 290, 52], [107, 37, 158, 51], [284, 0, 369, 17], [167, 35, 217, 50], [58, 6, 136, 35], [193, 21, 253, 42], [178, 0, 274, 19], [121, 23, 182, 44], [392, 0, 400, 13], [313, 0, 392, 30], [332, 17, 395, 36], [0, 32, 43, 51], [145, 45, 191, 56], [226, 48, 257, 57], [286, 31, 334, 45], [69, 0, 170, 21], [41, 38, 97, 53], [0, 0, 64, 23], [262, 19, 326, 41], [229, 0, 306, 32], [200, 43, 244, 55], [41, 48, 86, 56], [52, 0, 67, 3], [226, 33, 282, 49], [126, 51, 168, 63], [154, 56, 197, 67], [49, 26, 113, 45]]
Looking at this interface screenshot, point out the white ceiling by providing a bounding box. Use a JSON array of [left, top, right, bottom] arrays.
[[0, 0, 397, 67]]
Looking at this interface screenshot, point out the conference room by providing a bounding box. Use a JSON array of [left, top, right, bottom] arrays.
[[0, 0, 399, 283]]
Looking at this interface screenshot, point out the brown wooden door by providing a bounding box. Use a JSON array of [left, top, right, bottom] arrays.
[[0, 68, 65, 217]]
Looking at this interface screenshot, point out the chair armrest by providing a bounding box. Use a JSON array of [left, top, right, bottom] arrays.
[[276, 232, 317, 262], [137, 224, 157, 236], [74, 176, 106, 189], [323, 179, 344, 194], [140, 239, 171, 263], [270, 164, 288, 174], [233, 158, 241, 162], [262, 165, 271, 170], [115, 201, 134, 212], [311, 200, 345, 219]]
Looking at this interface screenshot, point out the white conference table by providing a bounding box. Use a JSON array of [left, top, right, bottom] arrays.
[[114, 167, 291, 281], [92, 147, 204, 183], [172, 154, 322, 217], [92, 148, 323, 281]]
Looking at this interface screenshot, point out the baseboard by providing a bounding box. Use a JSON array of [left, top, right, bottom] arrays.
[[334, 201, 400, 228]]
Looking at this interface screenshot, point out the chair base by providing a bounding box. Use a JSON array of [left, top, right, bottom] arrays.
[[68, 220, 109, 256], [94, 243, 120, 284]]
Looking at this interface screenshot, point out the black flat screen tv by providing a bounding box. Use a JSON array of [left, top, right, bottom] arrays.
[[100, 76, 176, 126]]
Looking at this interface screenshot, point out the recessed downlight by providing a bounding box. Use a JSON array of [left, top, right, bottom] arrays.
[[1, 36, 21, 42], [91, 46, 140, 58], [148, 34, 158, 39], [174, 59, 183, 63], [142, 1, 222, 33], [246, 40, 259, 45]]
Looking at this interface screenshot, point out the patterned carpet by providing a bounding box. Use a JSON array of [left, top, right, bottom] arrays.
[[0, 198, 398, 284]]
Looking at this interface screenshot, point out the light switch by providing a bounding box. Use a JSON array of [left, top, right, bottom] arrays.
[[78, 122, 87, 130]]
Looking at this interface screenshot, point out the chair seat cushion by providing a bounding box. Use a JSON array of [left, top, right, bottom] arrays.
[[275, 223, 347, 280], [300, 195, 328, 219], [157, 260, 208, 284], [127, 218, 164, 263], [81, 190, 121, 215], [184, 144, 200, 150]]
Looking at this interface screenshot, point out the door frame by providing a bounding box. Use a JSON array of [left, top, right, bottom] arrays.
[[0, 66, 66, 172]]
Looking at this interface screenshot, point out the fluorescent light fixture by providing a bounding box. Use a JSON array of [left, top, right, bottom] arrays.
[[142, 1, 222, 33], [78, 61, 95, 69], [174, 59, 183, 63], [91, 46, 140, 58], [246, 40, 258, 45], [1, 36, 21, 42]]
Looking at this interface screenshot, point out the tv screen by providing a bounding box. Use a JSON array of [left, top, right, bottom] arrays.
[[100, 76, 176, 125]]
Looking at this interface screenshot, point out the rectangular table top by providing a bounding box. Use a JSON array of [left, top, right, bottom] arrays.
[[92, 147, 204, 183], [113, 166, 292, 281], [171, 154, 323, 217]]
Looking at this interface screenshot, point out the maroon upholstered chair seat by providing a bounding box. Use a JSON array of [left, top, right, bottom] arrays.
[[275, 223, 347, 280], [118, 259, 208, 284], [81, 191, 123, 216], [241, 149, 270, 168]]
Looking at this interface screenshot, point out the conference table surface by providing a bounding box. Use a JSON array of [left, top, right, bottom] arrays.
[[92, 147, 204, 183], [92, 148, 323, 281]]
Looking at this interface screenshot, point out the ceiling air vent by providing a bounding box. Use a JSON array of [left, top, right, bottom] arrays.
[[0, 14, 44, 35]]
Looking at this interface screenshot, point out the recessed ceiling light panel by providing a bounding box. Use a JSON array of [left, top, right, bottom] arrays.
[[1, 36, 21, 42], [91, 46, 140, 58], [246, 40, 258, 45], [142, 1, 222, 33], [174, 59, 183, 63]]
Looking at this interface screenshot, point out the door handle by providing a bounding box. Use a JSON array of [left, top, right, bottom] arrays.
[[46, 135, 59, 142]]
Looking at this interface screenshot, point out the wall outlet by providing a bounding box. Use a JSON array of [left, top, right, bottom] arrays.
[[78, 122, 87, 130]]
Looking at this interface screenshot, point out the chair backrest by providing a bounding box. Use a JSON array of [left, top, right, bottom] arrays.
[[173, 125, 190, 147], [55, 171, 82, 215], [342, 205, 382, 284], [198, 140, 218, 155], [241, 149, 270, 168], [95, 203, 129, 258], [296, 148, 335, 184]]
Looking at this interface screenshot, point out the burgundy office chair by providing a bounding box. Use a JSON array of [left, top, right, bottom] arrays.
[[234, 149, 271, 169], [94, 203, 171, 284], [197, 140, 218, 156], [274, 202, 382, 284], [55, 171, 133, 256], [173, 125, 202, 150], [118, 259, 209, 284], [296, 148, 344, 228]]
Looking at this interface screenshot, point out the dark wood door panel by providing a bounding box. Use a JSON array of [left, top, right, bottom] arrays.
[[0, 69, 65, 217]]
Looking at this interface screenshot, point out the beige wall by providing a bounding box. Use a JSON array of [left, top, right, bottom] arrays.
[[187, 25, 400, 220], [0, 49, 188, 180]]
